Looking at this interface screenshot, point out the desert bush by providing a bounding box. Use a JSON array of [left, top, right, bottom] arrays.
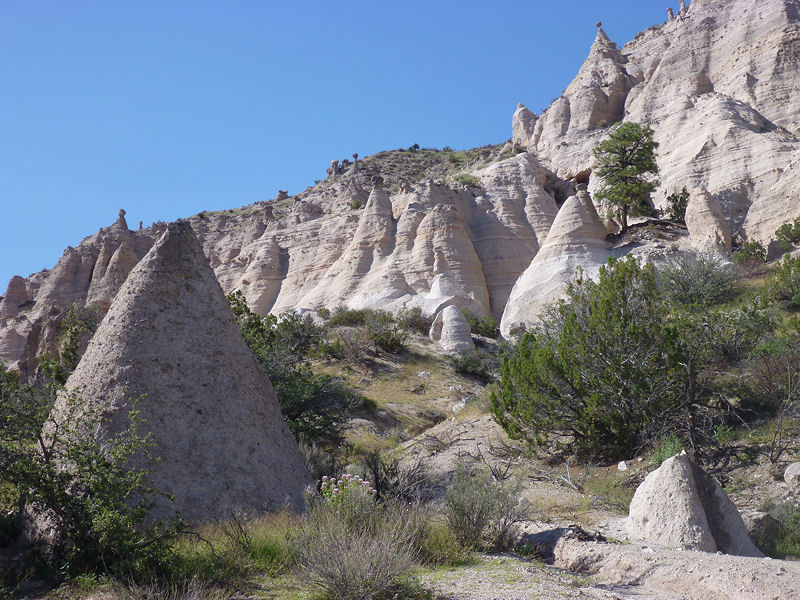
[[364, 451, 432, 502], [396, 305, 432, 335], [491, 257, 777, 460], [767, 253, 800, 308], [0, 369, 183, 580], [460, 309, 498, 338], [38, 303, 100, 384], [666, 187, 689, 223], [453, 173, 482, 188], [228, 293, 360, 444], [316, 306, 331, 320], [365, 310, 407, 353], [444, 466, 527, 551], [329, 306, 369, 327], [732, 239, 767, 270], [660, 251, 741, 307], [648, 434, 684, 466], [298, 476, 420, 600], [348, 198, 363, 210], [332, 326, 372, 366], [448, 350, 497, 383], [414, 520, 472, 566], [775, 218, 800, 251]]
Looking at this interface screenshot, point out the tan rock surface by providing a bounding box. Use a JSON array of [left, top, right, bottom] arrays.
[[56, 221, 310, 522], [429, 305, 474, 354], [628, 452, 762, 557], [685, 187, 732, 252], [500, 188, 610, 337]]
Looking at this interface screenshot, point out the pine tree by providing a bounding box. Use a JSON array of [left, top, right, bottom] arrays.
[[592, 122, 659, 233]]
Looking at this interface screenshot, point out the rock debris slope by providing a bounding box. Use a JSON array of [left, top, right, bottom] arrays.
[[55, 221, 311, 522]]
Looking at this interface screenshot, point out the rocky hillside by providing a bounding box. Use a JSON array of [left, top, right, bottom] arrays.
[[2, 0, 800, 378]]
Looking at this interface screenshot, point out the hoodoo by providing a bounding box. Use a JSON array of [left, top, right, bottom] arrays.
[[57, 221, 311, 522]]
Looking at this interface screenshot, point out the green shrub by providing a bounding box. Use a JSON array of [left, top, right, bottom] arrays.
[[415, 520, 472, 566], [649, 435, 684, 466], [0, 370, 183, 581], [666, 187, 689, 223], [660, 251, 741, 307], [460, 309, 498, 338], [228, 293, 360, 444], [298, 479, 420, 600], [348, 198, 363, 210], [767, 254, 800, 308], [453, 173, 481, 188], [775, 504, 800, 559], [316, 307, 331, 320], [775, 218, 800, 251], [396, 306, 432, 335], [328, 306, 369, 327], [733, 240, 767, 265], [443, 466, 527, 551], [448, 350, 497, 383], [365, 310, 407, 353]]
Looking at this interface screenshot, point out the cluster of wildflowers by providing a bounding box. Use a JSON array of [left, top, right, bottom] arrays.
[[320, 473, 377, 506]]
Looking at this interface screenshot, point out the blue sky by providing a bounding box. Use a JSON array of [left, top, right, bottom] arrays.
[[0, 1, 671, 286]]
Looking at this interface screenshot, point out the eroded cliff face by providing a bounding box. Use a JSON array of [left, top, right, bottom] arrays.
[[3, 0, 800, 374], [1, 150, 559, 379], [514, 0, 800, 246]]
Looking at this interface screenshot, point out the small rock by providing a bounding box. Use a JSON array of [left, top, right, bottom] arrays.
[[784, 462, 800, 492], [417, 370, 430, 379], [618, 461, 628, 471]]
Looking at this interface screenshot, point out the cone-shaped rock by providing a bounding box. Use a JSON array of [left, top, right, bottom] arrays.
[[60, 221, 311, 522]]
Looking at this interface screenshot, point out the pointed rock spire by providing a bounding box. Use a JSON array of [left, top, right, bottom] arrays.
[[60, 221, 311, 522]]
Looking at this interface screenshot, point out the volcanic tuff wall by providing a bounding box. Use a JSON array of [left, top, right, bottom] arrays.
[[2, 0, 800, 377]]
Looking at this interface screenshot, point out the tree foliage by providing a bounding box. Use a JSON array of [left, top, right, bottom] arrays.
[[593, 122, 659, 233], [0, 363, 182, 579], [228, 292, 361, 445], [491, 256, 777, 460]]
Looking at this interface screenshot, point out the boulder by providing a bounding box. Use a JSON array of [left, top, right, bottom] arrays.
[[429, 305, 474, 354], [54, 221, 311, 523], [628, 452, 762, 556], [741, 510, 783, 552], [785, 461, 800, 492], [685, 188, 732, 252]]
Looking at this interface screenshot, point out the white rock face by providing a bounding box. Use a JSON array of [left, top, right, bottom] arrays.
[[518, 0, 800, 246], [685, 188, 732, 252], [429, 305, 475, 354], [54, 222, 311, 523], [628, 452, 762, 557], [785, 462, 800, 492], [500, 188, 610, 337]]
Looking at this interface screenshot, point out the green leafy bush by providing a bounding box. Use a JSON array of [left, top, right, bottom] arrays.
[[328, 305, 369, 327], [453, 173, 482, 188], [491, 256, 776, 460], [365, 310, 407, 353], [666, 187, 689, 223], [660, 251, 741, 307], [228, 293, 361, 444], [775, 218, 800, 251], [0, 367, 183, 580], [767, 254, 800, 308], [649, 435, 684, 466], [733, 240, 767, 265], [396, 306, 432, 335], [448, 350, 498, 383], [443, 466, 527, 551], [460, 309, 497, 338]]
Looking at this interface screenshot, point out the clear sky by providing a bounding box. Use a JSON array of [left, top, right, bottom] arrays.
[[0, 0, 672, 287]]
